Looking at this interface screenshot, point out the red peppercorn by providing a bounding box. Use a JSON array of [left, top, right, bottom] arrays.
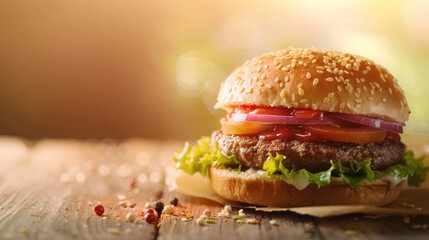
[[93, 204, 104, 216], [144, 208, 155, 215], [144, 212, 158, 224]]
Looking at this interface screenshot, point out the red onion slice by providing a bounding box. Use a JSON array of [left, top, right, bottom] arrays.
[[230, 113, 340, 125], [327, 113, 404, 133]]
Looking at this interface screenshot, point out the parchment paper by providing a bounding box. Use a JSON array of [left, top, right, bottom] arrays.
[[165, 164, 429, 217]]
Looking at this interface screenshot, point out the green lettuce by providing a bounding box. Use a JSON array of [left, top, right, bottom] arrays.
[[173, 137, 428, 188], [172, 137, 240, 177], [385, 151, 429, 187]]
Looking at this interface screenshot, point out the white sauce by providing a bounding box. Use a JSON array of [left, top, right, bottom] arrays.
[[382, 175, 407, 190], [244, 168, 407, 190]]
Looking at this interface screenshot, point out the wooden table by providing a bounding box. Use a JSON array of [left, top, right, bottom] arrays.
[[1, 135, 429, 240]]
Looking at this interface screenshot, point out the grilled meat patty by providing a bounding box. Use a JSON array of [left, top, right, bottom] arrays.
[[212, 130, 405, 172]]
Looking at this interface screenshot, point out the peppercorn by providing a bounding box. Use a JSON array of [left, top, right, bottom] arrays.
[[170, 197, 178, 206], [144, 212, 158, 224], [154, 201, 164, 216], [93, 204, 104, 216]]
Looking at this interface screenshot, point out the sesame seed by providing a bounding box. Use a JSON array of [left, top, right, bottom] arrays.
[[355, 78, 360, 84], [328, 92, 334, 98], [247, 88, 253, 94], [326, 77, 334, 82], [274, 77, 279, 82], [313, 78, 319, 86], [280, 89, 287, 98], [279, 82, 284, 88], [346, 103, 352, 109], [340, 102, 346, 109], [256, 88, 262, 95], [300, 99, 308, 104], [326, 68, 333, 73], [284, 76, 290, 82], [264, 64, 269, 69], [337, 85, 342, 92], [370, 89, 375, 95], [346, 63, 352, 69], [239, 87, 245, 93], [367, 96, 373, 101], [363, 85, 367, 91], [338, 70, 344, 75], [299, 88, 304, 96], [374, 82, 380, 88], [256, 66, 262, 72], [356, 88, 361, 94], [297, 83, 303, 88], [316, 70, 324, 74], [292, 93, 295, 101], [306, 72, 311, 79], [316, 66, 324, 70], [253, 76, 258, 81], [354, 92, 359, 98], [265, 83, 273, 89], [347, 84, 354, 93], [311, 59, 317, 63], [382, 98, 387, 102], [323, 97, 329, 103], [312, 104, 318, 110], [355, 103, 361, 108], [261, 73, 266, 79], [298, 60, 303, 65], [257, 82, 263, 87], [389, 87, 392, 94], [363, 70, 368, 74], [281, 66, 287, 71]]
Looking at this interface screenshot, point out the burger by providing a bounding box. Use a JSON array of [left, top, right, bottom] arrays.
[[173, 47, 428, 207]]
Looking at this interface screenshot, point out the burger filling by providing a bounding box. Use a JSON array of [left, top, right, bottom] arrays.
[[173, 106, 428, 189]]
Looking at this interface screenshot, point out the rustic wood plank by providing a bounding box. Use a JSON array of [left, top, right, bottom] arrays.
[[158, 189, 323, 240], [317, 214, 429, 240], [0, 138, 166, 239]]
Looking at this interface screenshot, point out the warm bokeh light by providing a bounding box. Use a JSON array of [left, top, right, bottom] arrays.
[[0, 0, 428, 139]]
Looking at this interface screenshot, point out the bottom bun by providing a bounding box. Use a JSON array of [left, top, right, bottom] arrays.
[[209, 168, 403, 207]]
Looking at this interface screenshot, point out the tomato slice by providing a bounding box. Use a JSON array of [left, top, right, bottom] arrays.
[[220, 118, 275, 135], [303, 125, 386, 143], [294, 129, 322, 141], [259, 126, 296, 141]]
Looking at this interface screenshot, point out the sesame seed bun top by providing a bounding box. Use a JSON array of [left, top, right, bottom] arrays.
[[215, 47, 410, 123]]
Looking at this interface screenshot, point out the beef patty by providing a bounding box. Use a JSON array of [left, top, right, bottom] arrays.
[[212, 130, 405, 172]]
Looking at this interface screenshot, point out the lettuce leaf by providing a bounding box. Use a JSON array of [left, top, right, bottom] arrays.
[[173, 137, 428, 188], [172, 137, 240, 177], [385, 151, 429, 187]]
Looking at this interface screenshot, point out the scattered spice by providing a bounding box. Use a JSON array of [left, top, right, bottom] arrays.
[[205, 218, 215, 224], [155, 202, 164, 216], [144, 212, 158, 224], [126, 212, 136, 222], [345, 229, 358, 236], [196, 217, 206, 226], [224, 205, 232, 213], [107, 228, 120, 235], [203, 209, 211, 217], [164, 205, 173, 214], [269, 220, 278, 226], [93, 205, 104, 216], [246, 219, 258, 224], [170, 197, 178, 206]]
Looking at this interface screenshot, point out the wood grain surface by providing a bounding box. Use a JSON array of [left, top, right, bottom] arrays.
[[0, 135, 429, 239]]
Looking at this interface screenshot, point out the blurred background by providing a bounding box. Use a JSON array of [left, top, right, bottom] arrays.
[[0, 0, 428, 140]]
